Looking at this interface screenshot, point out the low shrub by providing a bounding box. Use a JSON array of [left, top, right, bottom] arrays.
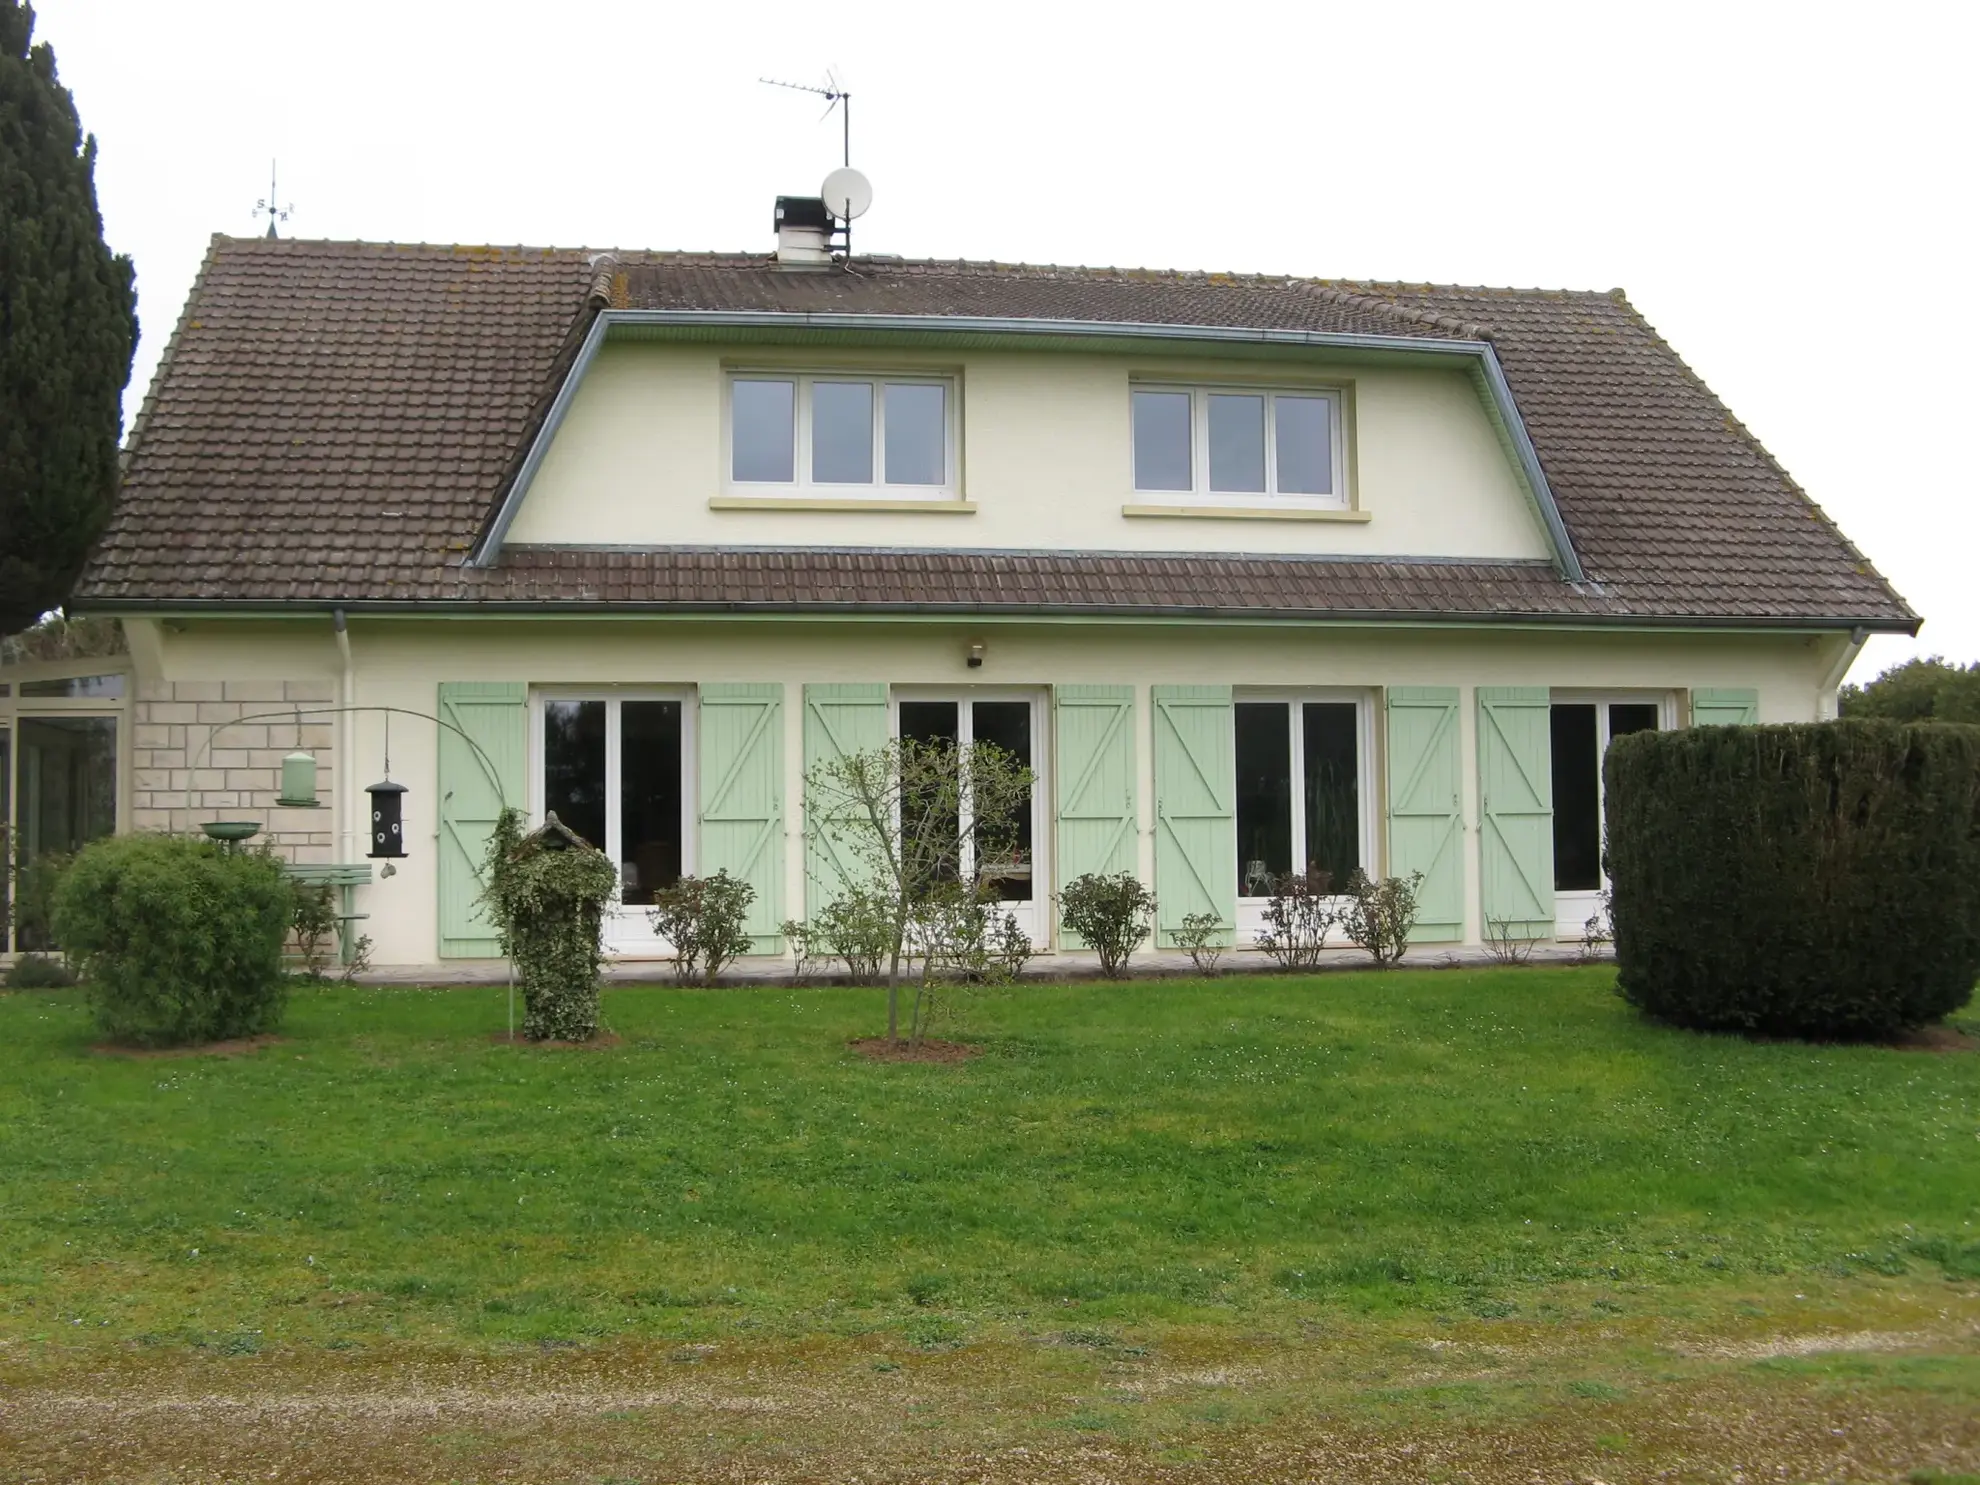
[[1173, 911, 1225, 975], [1255, 869, 1334, 969], [51, 833, 292, 1046], [290, 881, 340, 979], [5, 953, 77, 990], [1606, 719, 1980, 1039], [804, 889, 895, 983], [1057, 872, 1155, 977], [1483, 918, 1538, 966], [1339, 870, 1423, 968], [650, 871, 756, 986]]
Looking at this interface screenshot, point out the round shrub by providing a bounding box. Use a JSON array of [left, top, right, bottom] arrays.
[[1605, 719, 1980, 1039], [51, 833, 294, 1046]]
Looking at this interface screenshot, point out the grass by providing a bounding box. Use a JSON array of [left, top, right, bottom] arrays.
[[2, 967, 1977, 1479], [1, 966, 1976, 1348]]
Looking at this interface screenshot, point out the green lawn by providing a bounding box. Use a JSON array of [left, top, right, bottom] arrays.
[[2, 967, 1975, 1347], [3, 969, 1978, 1481]]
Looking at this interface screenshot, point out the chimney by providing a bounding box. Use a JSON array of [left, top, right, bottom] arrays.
[[774, 195, 833, 268]]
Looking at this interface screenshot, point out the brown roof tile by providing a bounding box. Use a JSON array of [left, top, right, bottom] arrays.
[[76, 237, 1916, 630]]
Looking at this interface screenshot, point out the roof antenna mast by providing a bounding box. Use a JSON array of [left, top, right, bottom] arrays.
[[759, 71, 851, 167], [253, 160, 292, 240], [758, 72, 871, 262]]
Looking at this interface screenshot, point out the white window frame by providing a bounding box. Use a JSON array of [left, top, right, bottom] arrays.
[[725, 370, 959, 500], [528, 686, 697, 957], [1232, 690, 1377, 938], [1130, 382, 1348, 507], [888, 686, 1050, 945], [1550, 691, 1678, 939]]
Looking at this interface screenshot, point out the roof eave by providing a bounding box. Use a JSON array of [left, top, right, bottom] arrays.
[[72, 594, 1920, 636], [465, 309, 1586, 582]]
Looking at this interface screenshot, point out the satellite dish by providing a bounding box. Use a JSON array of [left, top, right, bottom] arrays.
[[820, 166, 873, 221]]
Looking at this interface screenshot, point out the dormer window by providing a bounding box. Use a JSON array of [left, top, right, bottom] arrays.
[[1132, 383, 1345, 505], [729, 372, 955, 497]]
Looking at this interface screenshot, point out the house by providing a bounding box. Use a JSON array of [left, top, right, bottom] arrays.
[[39, 209, 1917, 966]]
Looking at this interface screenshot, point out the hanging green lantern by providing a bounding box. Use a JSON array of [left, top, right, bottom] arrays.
[[278, 749, 319, 807]]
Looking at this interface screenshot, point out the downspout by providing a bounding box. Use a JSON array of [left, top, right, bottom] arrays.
[[1817, 625, 1869, 720], [334, 609, 355, 861]]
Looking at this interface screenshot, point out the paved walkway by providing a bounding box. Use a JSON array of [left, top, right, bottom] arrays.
[[354, 942, 1609, 987]]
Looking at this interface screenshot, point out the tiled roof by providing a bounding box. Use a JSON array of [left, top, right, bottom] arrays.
[[77, 236, 1916, 630]]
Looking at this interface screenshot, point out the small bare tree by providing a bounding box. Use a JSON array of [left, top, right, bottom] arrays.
[[803, 736, 1034, 1043]]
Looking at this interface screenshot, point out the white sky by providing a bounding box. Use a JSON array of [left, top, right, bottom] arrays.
[[35, 0, 1977, 681]]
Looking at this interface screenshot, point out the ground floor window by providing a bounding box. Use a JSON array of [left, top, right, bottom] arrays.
[[1551, 699, 1662, 931], [894, 693, 1040, 914], [536, 695, 688, 916], [1234, 697, 1366, 898]]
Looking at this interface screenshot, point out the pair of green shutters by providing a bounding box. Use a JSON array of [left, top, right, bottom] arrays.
[[435, 681, 785, 957], [433, 680, 1759, 956]]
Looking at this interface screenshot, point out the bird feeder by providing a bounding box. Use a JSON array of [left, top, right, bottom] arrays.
[[365, 778, 408, 859], [277, 749, 320, 808]]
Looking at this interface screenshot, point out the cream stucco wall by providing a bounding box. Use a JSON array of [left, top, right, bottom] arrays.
[[502, 343, 1553, 560], [138, 616, 1847, 968]]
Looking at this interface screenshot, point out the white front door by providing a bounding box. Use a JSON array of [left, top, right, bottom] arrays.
[[533, 692, 693, 957], [1550, 698, 1664, 939]]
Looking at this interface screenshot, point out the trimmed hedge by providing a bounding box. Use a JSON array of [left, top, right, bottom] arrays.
[[1605, 719, 1980, 1039], [50, 833, 293, 1046]]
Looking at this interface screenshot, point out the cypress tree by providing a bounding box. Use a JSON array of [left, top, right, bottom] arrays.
[[0, 1, 137, 635]]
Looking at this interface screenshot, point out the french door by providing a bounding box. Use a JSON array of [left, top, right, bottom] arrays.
[[1550, 697, 1664, 938], [894, 692, 1045, 944], [1232, 693, 1374, 939], [533, 693, 692, 956]]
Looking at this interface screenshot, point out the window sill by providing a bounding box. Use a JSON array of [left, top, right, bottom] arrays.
[[1122, 502, 1371, 523], [710, 495, 977, 514]]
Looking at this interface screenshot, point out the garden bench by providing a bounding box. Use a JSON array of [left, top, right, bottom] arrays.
[[283, 862, 373, 965]]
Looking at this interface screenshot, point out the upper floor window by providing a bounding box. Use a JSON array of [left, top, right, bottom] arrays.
[[1132, 385, 1343, 503], [729, 373, 955, 496]]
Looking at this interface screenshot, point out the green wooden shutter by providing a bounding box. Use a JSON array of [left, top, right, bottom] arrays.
[[1386, 687, 1463, 943], [1152, 685, 1236, 949], [1691, 687, 1759, 726], [699, 683, 784, 953], [802, 683, 890, 917], [1477, 687, 1555, 940], [437, 681, 528, 958], [1054, 685, 1141, 947]]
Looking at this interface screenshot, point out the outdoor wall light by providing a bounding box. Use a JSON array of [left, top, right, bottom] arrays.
[[966, 642, 985, 669]]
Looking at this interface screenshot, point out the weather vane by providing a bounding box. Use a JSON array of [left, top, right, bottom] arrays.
[[253, 160, 292, 239]]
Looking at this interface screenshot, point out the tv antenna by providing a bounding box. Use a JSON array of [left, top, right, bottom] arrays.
[[760, 73, 872, 258], [253, 160, 292, 239], [759, 72, 851, 167]]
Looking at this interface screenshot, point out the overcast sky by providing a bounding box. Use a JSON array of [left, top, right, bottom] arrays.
[[35, 0, 1977, 681]]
